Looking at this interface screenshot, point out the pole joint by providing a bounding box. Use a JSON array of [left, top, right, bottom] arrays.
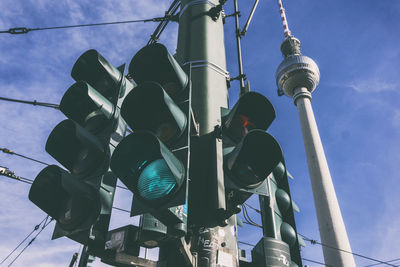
[[230, 73, 246, 82], [293, 87, 312, 105], [208, 0, 227, 21]]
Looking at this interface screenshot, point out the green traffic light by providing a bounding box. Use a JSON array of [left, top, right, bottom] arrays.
[[110, 132, 185, 204], [137, 159, 178, 201]]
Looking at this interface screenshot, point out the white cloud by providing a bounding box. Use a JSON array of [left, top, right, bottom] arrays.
[[347, 79, 397, 93]]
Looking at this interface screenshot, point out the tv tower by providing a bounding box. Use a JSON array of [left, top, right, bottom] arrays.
[[275, 0, 356, 266]]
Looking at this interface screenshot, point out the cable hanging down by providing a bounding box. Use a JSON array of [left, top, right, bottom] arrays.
[[0, 14, 178, 35], [7, 217, 54, 266], [0, 216, 52, 266]]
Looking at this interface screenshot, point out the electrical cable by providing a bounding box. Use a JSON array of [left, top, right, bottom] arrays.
[[112, 206, 130, 213], [116, 184, 129, 191], [7, 218, 54, 266], [1, 147, 50, 166], [364, 258, 400, 267], [147, 0, 180, 45], [1, 175, 33, 184], [0, 216, 48, 265], [237, 240, 337, 267], [0, 96, 59, 109], [238, 241, 255, 247], [244, 203, 260, 213], [302, 258, 335, 267], [299, 233, 398, 267], [0, 15, 178, 35], [242, 204, 262, 228]]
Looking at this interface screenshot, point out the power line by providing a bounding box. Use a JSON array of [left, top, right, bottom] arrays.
[[238, 240, 255, 247], [365, 258, 400, 267], [237, 240, 333, 267], [116, 184, 129, 191], [302, 257, 335, 267], [112, 206, 130, 213], [0, 216, 49, 265], [299, 234, 398, 267], [0, 166, 34, 184], [0, 15, 178, 35], [7, 217, 54, 266], [1, 147, 50, 166], [147, 0, 180, 45], [0, 217, 48, 265], [0, 96, 59, 109]]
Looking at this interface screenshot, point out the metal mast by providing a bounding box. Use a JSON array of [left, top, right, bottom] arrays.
[[275, 0, 356, 266], [176, 0, 239, 266]]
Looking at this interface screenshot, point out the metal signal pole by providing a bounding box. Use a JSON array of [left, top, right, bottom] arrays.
[[176, 0, 239, 266]]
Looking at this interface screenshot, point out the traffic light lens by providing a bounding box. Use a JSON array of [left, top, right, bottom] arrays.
[[137, 159, 177, 201]]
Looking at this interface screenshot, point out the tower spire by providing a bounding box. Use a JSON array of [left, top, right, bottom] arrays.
[[277, 0, 291, 38]]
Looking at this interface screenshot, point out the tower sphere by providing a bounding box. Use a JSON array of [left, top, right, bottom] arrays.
[[276, 54, 320, 97]]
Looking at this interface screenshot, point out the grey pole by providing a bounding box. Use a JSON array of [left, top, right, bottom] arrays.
[[276, 37, 356, 266], [176, 0, 239, 266]]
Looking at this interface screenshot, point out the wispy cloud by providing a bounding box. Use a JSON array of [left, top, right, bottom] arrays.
[[347, 79, 397, 93]]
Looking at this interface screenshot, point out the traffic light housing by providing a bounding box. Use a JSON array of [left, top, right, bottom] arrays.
[[111, 43, 191, 240], [221, 92, 282, 220], [259, 162, 304, 266], [29, 49, 133, 249]]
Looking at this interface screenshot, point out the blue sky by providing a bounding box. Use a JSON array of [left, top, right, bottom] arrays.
[[0, 0, 399, 266]]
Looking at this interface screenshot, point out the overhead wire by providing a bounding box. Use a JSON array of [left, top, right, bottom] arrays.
[[147, 0, 180, 45], [7, 217, 54, 266], [299, 233, 399, 267], [0, 216, 48, 265], [0, 96, 59, 109], [0, 15, 178, 35], [237, 240, 333, 266], [1, 147, 50, 166], [302, 258, 335, 267], [364, 258, 400, 267]]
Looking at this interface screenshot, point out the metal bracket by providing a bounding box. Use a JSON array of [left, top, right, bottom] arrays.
[[183, 60, 230, 80], [180, 0, 217, 18]]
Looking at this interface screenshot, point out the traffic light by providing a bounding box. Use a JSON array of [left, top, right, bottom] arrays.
[[258, 162, 304, 266], [110, 43, 191, 239], [29, 49, 133, 249], [221, 92, 282, 220]]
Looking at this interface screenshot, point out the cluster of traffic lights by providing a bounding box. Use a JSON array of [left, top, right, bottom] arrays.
[[27, 42, 302, 265]]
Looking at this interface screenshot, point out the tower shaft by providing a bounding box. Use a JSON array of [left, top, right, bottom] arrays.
[[294, 87, 356, 266]]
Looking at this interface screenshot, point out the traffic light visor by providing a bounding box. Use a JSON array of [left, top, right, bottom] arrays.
[[224, 130, 282, 188], [71, 49, 123, 101], [111, 132, 185, 204], [223, 92, 276, 143], [60, 82, 116, 133], [29, 165, 69, 219], [128, 43, 188, 97], [45, 120, 109, 177], [121, 82, 187, 144], [29, 165, 101, 231]]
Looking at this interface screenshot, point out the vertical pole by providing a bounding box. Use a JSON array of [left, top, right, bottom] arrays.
[[233, 0, 246, 96], [77, 245, 88, 267], [176, 0, 239, 266], [258, 177, 277, 239], [293, 87, 356, 266]]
